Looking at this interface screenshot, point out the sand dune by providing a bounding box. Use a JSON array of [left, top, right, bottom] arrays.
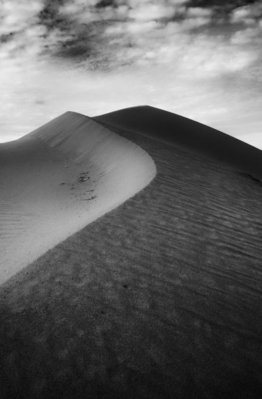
[[96, 105, 262, 179], [1, 106, 262, 399], [0, 112, 156, 284]]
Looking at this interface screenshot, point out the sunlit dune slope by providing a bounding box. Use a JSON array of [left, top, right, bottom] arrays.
[[1, 106, 262, 399], [96, 105, 262, 179], [0, 112, 156, 284]]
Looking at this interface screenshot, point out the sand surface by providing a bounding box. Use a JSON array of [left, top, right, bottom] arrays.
[[96, 106, 262, 179], [0, 112, 156, 284], [0, 106, 262, 398]]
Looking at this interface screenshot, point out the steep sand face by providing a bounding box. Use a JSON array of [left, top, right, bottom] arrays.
[[0, 112, 156, 284], [96, 106, 262, 179]]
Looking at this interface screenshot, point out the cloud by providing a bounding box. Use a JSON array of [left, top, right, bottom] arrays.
[[231, 25, 262, 45], [229, 2, 262, 66], [186, 7, 212, 17], [1, 0, 260, 73], [0, 0, 262, 147], [0, 0, 43, 34], [231, 1, 262, 23], [128, 3, 177, 21]]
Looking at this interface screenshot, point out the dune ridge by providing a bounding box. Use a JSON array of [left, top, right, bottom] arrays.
[[96, 105, 262, 179], [0, 112, 156, 285], [1, 106, 262, 398]]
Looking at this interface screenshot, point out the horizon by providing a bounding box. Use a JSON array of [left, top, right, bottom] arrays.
[[1, 3, 262, 397], [0, 0, 262, 148]]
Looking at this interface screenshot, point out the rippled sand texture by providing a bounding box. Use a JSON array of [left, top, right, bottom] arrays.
[[0, 106, 262, 399], [0, 112, 156, 284]]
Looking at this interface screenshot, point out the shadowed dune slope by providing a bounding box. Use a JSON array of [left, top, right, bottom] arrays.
[[0, 106, 262, 399], [0, 112, 156, 284], [96, 105, 262, 179]]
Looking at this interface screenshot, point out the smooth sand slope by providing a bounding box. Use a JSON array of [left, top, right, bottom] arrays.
[[0, 112, 156, 284], [0, 106, 262, 399]]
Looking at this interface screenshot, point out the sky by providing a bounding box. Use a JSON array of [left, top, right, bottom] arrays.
[[0, 0, 262, 147]]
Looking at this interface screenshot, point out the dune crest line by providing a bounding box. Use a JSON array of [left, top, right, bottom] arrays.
[[0, 111, 156, 285]]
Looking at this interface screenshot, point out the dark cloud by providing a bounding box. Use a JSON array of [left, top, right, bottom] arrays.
[[96, 0, 116, 8], [55, 25, 99, 61], [0, 32, 15, 44], [38, 0, 66, 24], [188, 0, 257, 9], [38, 0, 69, 38]]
